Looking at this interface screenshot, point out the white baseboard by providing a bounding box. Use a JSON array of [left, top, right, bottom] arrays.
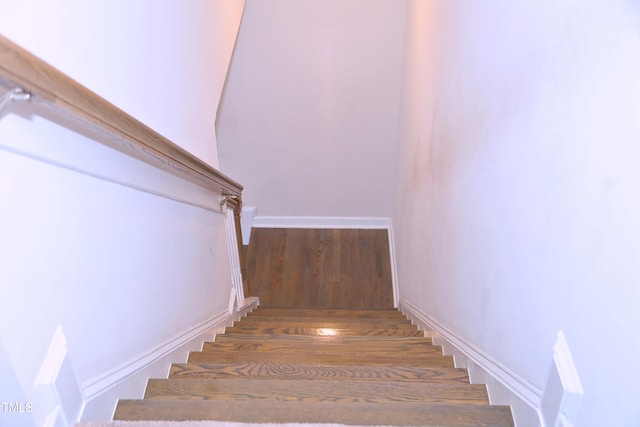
[[232, 297, 261, 324], [252, 215, 391, 229], [541, 331, 583, 427], [399, 298, 543, 427], [386, 223, 399, 308], [240, 206, 256, 245], [80, 297, 259, 422], [34, 325, 83, 427]]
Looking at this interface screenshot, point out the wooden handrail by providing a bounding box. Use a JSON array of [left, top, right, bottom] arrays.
[[0, 34, 242, 197]]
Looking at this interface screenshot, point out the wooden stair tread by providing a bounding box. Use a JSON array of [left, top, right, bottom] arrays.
[[233, 309, 423, 336], [144, 378, 489, 404], [209, 334, 434, 348], [114, 305, 512, 425], [188, 349, 454, 367], [238, 316, 414, 326], [225, 324, 424, 337], [246, 228, 394, 309], [203, 336, 439, 359], [247, 307, 407, 319], [114, 399, 514, 426], [169, 361, 470, 383]]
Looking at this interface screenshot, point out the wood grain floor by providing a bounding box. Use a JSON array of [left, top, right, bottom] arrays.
[[246, 228, 394, 308], [115, 308, 514, 426], [113, 230, 513, 426]]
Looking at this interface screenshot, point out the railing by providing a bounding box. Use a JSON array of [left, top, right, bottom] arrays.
[[0, 34, 242, 196], [224, 197, 249, 306], [0, 34, 248, 299]]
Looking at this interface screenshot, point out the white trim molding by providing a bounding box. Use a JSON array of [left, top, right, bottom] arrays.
[[0, 119, 225, 216], [34, 325, 83, 427], [225, 207, 245, 305], [240, 206, 257, 245], [252, 216, 392, 229], [386, 223, 400, 308], [399, 298, 544, 427], [541, 331, 583, 427], [80, 298, 259, 422]]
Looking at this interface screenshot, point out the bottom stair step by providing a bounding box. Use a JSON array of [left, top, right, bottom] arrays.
[[144, 378, 490, 404], [114, 399, 514, 427]]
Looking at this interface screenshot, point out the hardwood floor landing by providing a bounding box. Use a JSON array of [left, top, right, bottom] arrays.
[[246, 228, 394, 308]]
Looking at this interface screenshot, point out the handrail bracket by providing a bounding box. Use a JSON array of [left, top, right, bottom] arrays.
[[0, 87, 32, 115], [220, 193, 239, 210]]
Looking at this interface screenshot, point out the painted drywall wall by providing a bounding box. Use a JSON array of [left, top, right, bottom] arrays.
[[0, 0, 245, 168], [0, 0, 246, 423], [217, 0, 406, 217], [0, 114, 233, 424], [393, 0, 640, 426]]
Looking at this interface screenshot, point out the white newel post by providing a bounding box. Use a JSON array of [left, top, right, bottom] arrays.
[[224, 206, 245, 307]]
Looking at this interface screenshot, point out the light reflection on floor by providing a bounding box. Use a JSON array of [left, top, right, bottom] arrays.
[[316, 328, 339, 336]]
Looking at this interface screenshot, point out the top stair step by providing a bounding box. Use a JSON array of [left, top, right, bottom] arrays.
[[228, 314, 422, 337], [238, 315, 414, 326], [236, 316, 415, 327], [225, 324, 424, 337], [247, 307, 408, 319]]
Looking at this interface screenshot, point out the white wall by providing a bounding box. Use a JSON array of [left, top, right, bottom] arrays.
[[394, 0, 640, 426], [217, 0, 406, 217], [0, 0, 245, 423], [0, 0, 245, 168]]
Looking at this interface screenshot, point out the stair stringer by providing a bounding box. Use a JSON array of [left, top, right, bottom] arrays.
[[399, 298, 542, 427], [80, 297, 259, 422]]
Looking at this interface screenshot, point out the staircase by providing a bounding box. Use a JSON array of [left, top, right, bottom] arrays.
[[114, 307, 513, 426]]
